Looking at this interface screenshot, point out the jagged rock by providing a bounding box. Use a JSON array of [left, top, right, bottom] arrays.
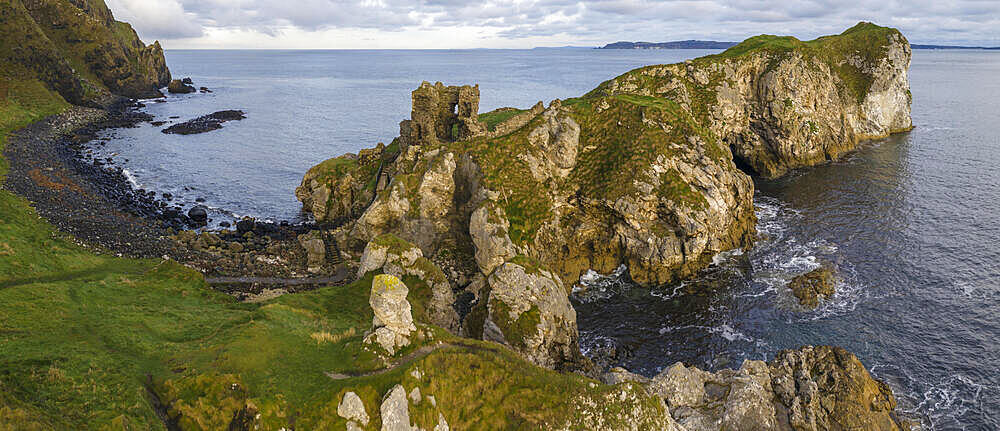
[[364, 275, 416, 355], [357, 234, 460, 333], [380, 385, 417, 431], [1, 0, 171, 103], [478, 258, 582, 370], [297, 231, 326, 273], [181, 77, 193, 85], [168, 79, 196, 94], [598, 23, 912, 179], [788, 265, 837, 309], [469, 202, 518, 275], [770, 346, 907, 431], [337, 391, 369, 426], [640, 346, 911, 431]]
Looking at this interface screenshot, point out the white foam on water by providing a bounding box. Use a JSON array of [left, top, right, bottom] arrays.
[[657, 323, 757, 344], [871, 363, 1000, 430], [573, 265, 629, 303], [120, 168, 142, 189]]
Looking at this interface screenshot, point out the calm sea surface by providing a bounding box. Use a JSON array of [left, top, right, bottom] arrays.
[[90, 49, 1000, 430]]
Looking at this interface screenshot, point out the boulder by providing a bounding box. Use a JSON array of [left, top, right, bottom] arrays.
[[479, 258, 582, 370], [788, 265, 837, 309], [337, 391, 369, 426], [236, 217, 256, 234], [181, 77, 193, 85], [357, 234, 459, 333], [380, 385, 417, 431], [167, 79, 196, 94], [364, 274, 416, 355], [187, 205, 208, 224]]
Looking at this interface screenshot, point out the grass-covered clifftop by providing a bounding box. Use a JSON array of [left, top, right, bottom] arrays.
[[0, 0, 170, 106]]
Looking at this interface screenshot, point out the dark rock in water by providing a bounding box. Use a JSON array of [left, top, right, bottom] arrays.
[[170, 116, 180, 119], [789, 265, 837, 309], [219, 221, 231, 228], [162, 110, 246, 135], [236, 218, 256, 234], [181, 77, 194, 85], [195, 197, 206, 203], [188, 205, 208, 224], [150, 121, 167, 127], [167, 79, 196, 94], [199, 87, 212, 93], [162, 193, 173, 200]]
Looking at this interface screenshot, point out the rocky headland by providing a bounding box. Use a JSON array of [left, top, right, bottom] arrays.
[[0, 5, 918, 428], [288, 21, 915, 429]]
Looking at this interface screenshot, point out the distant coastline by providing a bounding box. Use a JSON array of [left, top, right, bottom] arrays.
[[597, 40, 1000, 50]]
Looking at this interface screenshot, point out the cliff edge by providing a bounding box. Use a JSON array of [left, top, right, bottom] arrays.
[[0, 0, 171, 105]]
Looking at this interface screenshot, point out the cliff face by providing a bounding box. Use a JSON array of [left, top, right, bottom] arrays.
[[297, 23, 912, 372], [594, 22, 912, 178], [0, 0, 171, 104]]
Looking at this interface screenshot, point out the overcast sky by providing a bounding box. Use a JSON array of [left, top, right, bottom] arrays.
[[105, 0, 1000, 49]]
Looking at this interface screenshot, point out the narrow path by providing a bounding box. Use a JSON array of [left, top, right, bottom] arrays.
[[325, 342, 490, 380]]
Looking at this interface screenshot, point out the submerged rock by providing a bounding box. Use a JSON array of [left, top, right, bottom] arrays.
[[162, 110, 246, 135], [789, 265, 837, 309]]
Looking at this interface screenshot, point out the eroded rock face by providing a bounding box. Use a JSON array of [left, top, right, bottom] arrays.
[[358, 234, 460, 333], [298, 23, 912, 371], [477, 259, 583, 370], [597, 23, 912, 179], [3, 0, 172, 103], [630, 346, 911, 431], [364, 274, 416, 355]]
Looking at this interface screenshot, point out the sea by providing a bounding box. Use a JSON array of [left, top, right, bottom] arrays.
[[84, 48, 1000, 430]]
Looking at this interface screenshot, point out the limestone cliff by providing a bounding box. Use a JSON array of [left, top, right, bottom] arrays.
[[0, 0, 172, 104], [592, 22, 912, 178], [297, 23, 911, 370]]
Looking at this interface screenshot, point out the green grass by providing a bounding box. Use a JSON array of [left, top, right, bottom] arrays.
[[0, 75, 670, 428], [478, 108, 524, 132]]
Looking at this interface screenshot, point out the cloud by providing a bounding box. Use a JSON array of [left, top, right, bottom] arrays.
[[105, 0, 203, 40], [104, 0, 1000, 48]]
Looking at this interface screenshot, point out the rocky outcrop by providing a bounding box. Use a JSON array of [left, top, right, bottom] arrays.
[[298, 23, 911, 370], [592, 22, 912, 178], [788, 265, 837, 309], [162, 110, 246, 135], [167, 79, 196, 94], [608, 346, 911, 431], [338, 391, 370, 428], [474, 258, 583, 370], [364, 274, 416, 355], [358, 234, 460, 333], [1, 0, 172, 104]]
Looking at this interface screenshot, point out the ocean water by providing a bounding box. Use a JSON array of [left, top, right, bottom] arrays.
[[88, 49, 1000, 429]]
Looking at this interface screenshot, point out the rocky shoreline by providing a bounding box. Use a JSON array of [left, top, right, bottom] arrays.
[[2, 100, 352, 289]]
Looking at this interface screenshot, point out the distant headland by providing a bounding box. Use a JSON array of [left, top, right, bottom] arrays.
[[599, 40, 999, 50]]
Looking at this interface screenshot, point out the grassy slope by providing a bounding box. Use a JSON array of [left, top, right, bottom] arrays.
[[0, 77, 659, 430]]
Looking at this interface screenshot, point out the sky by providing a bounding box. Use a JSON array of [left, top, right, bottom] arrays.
[[104, 0, 1000, 49]]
